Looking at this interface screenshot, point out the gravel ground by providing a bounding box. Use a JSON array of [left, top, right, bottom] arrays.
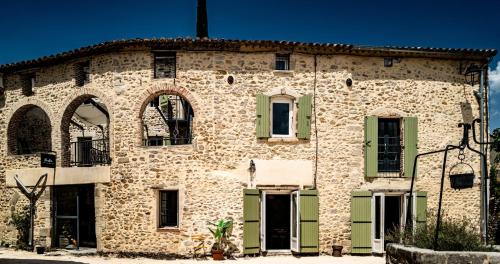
[[0, 248, 385, 264]]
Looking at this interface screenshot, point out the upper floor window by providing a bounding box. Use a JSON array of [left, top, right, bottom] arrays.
[[159, 190, 178, 228], [21, 73, 36, 96], [147, 136, 164, 146], [75, 61, 90, 87], [271, 97, 293, 137], [364, 116, 418, 178], [142, 93, 194, 146], [377, 119, 401, 173], [275, 54, 290, 71], [256, 91, 312, 140], [154, 52, 176, 79]]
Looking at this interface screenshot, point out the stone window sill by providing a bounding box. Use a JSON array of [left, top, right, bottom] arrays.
[[267, 137, 300, 143], [273, 70, 294, 76], [157, 227, 180, 233]]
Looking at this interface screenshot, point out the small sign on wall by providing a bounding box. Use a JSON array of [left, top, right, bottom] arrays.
[[41, 153, 56, 168]]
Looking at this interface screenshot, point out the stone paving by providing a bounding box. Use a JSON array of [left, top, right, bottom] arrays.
[[0, 248, 384, 264]]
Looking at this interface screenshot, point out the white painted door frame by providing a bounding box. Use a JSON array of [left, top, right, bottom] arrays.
[[371, 192, 385, 253], [290, 191, 300, 252], [260, 191, 266, 252]]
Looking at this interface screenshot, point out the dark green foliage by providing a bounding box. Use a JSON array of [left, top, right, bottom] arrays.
[[489, 157, 500, 243], [9, 205, 30, 250], [387, 212, 495, 251], [492, 128, 500, 154]]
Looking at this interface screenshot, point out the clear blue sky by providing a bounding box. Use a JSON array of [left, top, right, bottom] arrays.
[[1, 0, 499, 129]]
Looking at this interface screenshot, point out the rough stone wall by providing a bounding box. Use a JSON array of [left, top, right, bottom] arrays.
[[0, 50, 485, 256]]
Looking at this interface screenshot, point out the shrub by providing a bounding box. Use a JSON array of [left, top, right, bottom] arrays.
[[8, 205, 31, 250], [387, 212, 495, 251]]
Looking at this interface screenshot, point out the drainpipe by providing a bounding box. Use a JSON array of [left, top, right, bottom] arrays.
[[313, 55, 318, 190], [479, 68, 487, 242]]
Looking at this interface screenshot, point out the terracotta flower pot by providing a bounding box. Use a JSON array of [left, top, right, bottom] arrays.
[[211, 249, 224, 260]]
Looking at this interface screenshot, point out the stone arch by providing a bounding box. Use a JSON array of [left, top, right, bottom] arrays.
[[59, 88, 113, 166], [7, 99, 55, 155], [134, 83, 200, 146], [368, 107, 407, 118]]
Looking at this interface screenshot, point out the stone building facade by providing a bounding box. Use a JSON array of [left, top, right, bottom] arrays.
[[0, 39, 496, 256]]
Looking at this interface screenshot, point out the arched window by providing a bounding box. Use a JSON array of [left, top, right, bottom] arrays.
[[142, 93, 194, 146], [61, 95, 110, 167], [8, 105, 52, 155]]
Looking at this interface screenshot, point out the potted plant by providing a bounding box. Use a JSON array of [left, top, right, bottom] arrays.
[[207, 219, 233, 260], [35, 245, 45, 254]]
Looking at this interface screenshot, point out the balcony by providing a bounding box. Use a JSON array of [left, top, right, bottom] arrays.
[[70, 139, 110, 167]]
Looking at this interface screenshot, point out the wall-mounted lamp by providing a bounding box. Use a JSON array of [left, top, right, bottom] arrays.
[[464, 64, 482, 86], [249, 160, 256, 173], [346, 78, 353, 87]]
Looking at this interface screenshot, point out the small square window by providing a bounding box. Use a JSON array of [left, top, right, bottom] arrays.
[[159, 190, 178, 227], [21, 74, 35, 96], [154, 52, 176, 79], [148, 136, 164, 146], [275, 54, 290, 71], [75, 61, 90, 87], [271, 98, 293, 137]]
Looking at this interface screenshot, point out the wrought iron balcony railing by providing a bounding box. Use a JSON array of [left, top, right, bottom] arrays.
[[70, 139, 110, 167]]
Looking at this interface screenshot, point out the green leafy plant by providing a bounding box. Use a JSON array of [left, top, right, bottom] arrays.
[[8, 205, 30, 250], [491, 128, 500, 154], [207, 219, 233, 251], [386, 211, 495, 251]]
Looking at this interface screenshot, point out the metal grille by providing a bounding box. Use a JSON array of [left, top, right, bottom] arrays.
[[70, 138, 110, 166], [378, 119, 401, 176], [154, 52, 176, 78], [143, 94, 193, 146], [275, 54, 290, 70]]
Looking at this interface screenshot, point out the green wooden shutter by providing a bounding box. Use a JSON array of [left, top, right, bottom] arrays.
[[243, 189, 260, 254], [297, 94, 313, 139], [299, 189, 319, 253], [256, 94, 270, 138], [404, 117, 418, 178], [351, 191, 372, 254], [416, 191, 427, 229], [365, 116, 378, 177], [159, 95, 169, 108]]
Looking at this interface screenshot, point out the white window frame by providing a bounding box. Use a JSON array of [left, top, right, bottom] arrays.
[[270, 97, 294, 138]]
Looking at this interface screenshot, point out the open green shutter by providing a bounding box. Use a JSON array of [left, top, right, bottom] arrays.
[[351, 191, 372, 254], [243, 189, 260, 254], [297, 95, 312, 139], [299, 190, 319, 253], [159, 95, 169, 108], [256, 94, 270, 138], [416, 191, 427, 229], [404, 117, 418, 178], [365, 116, 378, 177]]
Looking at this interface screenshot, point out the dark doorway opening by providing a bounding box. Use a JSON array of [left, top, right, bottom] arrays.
[[384, 196, 401, 249], [266, 194, 290, 250], [53, 184, 96, 248]]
